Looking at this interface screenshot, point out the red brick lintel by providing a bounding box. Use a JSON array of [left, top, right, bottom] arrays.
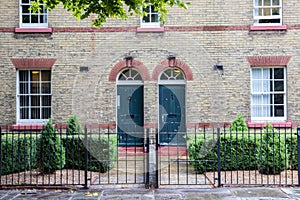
[[246, 56, 291, 67]]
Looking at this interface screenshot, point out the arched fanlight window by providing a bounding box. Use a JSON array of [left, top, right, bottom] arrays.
[[159, 68, 185, 82], [117, 68, 143, 84]]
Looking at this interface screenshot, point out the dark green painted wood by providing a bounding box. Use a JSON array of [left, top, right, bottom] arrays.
[[117, 85, 144, 146], [159, 85, 186, 145]]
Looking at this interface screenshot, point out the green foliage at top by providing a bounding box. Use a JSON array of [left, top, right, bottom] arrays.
[[230, 114, 248, 132], [38, 119, 66, 174], [256, 123, 287, 174], [31, 0, 190, 27], [66, 115, 83, 135]]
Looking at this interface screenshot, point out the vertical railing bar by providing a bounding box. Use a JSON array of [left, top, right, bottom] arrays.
[[247, 128, 251, 185], [242, 128, 245, 185], [176, 132, 179, 185], [217, 124, 221, 187], [185, 130, 189, 185], [297, 126, 300, 186], [84, 125, 88, 189], [0, 125, 2, 186], [156, 128, 159, 188], [145, 128, 149, 188], [235, 128, 238, 185], [16, 128, 20, 185]]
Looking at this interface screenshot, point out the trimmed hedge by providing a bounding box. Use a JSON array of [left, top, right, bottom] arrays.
[[188, 132, 298, 174], [1, 136, 37, 175], [62, 134, 117, 173], [1, 134, 117, 175]]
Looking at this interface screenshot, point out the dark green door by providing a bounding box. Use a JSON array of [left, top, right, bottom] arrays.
[[159, 85, 186, 145], [117, 85, 144, 146]]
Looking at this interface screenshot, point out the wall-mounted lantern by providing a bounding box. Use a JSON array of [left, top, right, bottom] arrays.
[[168, 55, 176, 67], [214, 61, 224, 75], [125, 55, 133, 68]]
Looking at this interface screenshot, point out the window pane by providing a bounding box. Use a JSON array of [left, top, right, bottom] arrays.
[[151, 14, 158, 23], [31, 15, 38, 23], [264, 0, 271, 6], [42, 96, 51, 106], [20, 96, 29, 106], [143, 14, 150, 23], [31, 83, 40, 93], [19, 83, 28, 94], [272, 8, 279, 15], [274, 94, 284, 104], [31, 108, 40, 119], [274, 105, 284, 116], [263, 8, 271, 16], [252, 80, 262, 92], [41, 71, 51, 81], [22, 5, 30, 13], [22, 15, 30, 23], [272, 0, 279, 5], [42, 108, 51, 119], [274, 81, 284, 91], [160, 73, 168, 80], [20, 108, 29, 119], [19, 71, 28, 81], [22, 0, 30, 3], [41, 83, 51, 94], [31, 96, 40, 106], [274, 68, 284, 79], [31, 71, 40, 81]]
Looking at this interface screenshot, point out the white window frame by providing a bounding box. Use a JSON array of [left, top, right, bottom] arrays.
[[16, 70, 52, 124], [253, 0, 282, 26], [19, 0, 48, 28], [140, 4, 160, 28], [250, 67, 286, 122]]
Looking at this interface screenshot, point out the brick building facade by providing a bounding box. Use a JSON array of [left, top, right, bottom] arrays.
[[1, 1, 300, 135]]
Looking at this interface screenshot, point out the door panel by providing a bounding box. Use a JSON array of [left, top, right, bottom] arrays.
[[117, 85, 144, 146], [159, 85, 186, 145]]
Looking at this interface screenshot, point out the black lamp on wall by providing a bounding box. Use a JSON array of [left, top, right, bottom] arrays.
[[125, 55, 133, 68], [168, 55, 176, 67], [214, 61, 224, 75]]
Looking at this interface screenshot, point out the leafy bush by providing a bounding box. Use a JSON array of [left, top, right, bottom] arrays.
[[1, 136, 37, 175], [38, 119, 66, 174], [63, 134, 117, 173], [188, 134, 258, 173], [188, 127, 297, 174], [256, 124, 288, 175], [66, 115, 83, 135], [230, 114, 248, 132]]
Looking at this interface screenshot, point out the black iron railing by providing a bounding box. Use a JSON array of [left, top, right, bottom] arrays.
[[0, 124, 299, 188]]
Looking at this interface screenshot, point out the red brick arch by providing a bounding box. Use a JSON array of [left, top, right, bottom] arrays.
[[152, 58, 193, 81], [109, 59, 150, 82]]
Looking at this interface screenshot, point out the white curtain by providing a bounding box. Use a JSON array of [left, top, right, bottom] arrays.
[[252, 68, 271, 118]]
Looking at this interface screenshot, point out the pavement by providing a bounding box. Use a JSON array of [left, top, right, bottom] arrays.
[[1, 187, 300, 200]]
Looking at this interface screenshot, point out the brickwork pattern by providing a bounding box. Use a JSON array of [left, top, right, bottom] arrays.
[[0, 1, 300, 125]]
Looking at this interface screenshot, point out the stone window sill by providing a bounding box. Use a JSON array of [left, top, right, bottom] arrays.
[[11, 124, 44, 131], [249, 25, 287, 31], [15, 28, 53, 33], [136, 27, 164, 32], [247, 120, 292, 128]]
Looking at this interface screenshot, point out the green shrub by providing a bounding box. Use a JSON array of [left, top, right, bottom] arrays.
[[230, 114, 248, 132], [256, 124, 288, 175], [188, 134, 258, 173], [38, 119, 66, 174], [66, 115, 83, 135], [1, 136, 37, 175], [63, 134, 117, 172]]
